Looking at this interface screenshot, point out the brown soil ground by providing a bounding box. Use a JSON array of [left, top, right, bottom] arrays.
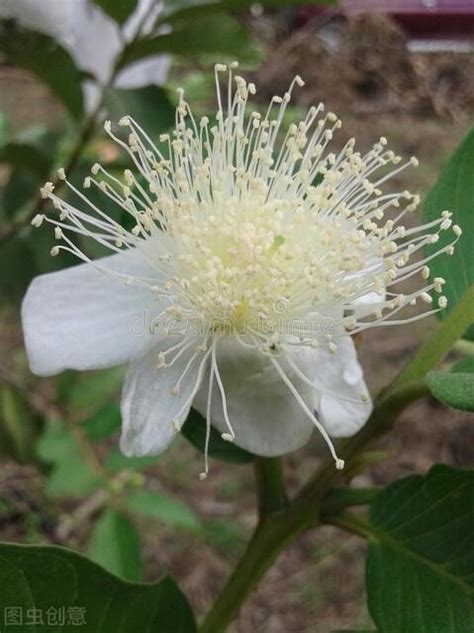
[[0, 13, 473, 633]]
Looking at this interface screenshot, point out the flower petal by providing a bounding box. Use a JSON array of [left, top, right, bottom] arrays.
[[0, 0, 73, 39], [350, 290, 387, 318], [120, 341, 205, 456], [22, 249, 164, 376], [315, 337, 372, 437], [193, 339, 314, 457]]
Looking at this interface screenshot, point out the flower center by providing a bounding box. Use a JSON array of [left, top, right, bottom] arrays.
[[167, 190, 372, 339]]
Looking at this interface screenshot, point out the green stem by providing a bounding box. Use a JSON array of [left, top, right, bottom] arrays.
[[327, 512, 372, 540], [321, 487, 380, 517], [254, 457, 288, 515], [199, 512, 306, 633]]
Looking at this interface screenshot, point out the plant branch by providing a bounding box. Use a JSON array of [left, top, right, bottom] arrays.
[[55, 470, 137, 542], [199, 511, 306, 633], [321, 487, 380, 517], [254, 457, 288, 516], [326, 512, 372, 540]]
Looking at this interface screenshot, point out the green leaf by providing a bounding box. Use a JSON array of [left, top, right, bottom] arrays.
[[124, 491, 201, 532], [88, 509, 142, 581], [3, 168, 39, 219], [36, 420, 100, 497], [452, 355, 474, 373], [83, 403, 122, 441], [0, 111, 10, 145], [93, 0, 138, 24], [423, 128, 474, 339], [120, 13, 256, 67], [204, 518, 245, 552], [426, 371, 474, 411], [0, 386, 41, 464], [0, 542, 197, 632], [0, 142, 51, 177], [67, 367, 124, 411], [0, 127, 58, 222], [104, 85, 175, 140], [366, 465, 474, 633], [0, 235, 38, 302], [47, 453, 100, 497], [182, 408, 254, 464], [0, 24, 84, 119], [105, 448, 157, 472]]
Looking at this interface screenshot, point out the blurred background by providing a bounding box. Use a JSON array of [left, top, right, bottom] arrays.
[[0, 1, 473, 631]]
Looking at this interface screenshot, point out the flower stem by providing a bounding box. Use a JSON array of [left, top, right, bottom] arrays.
[[321, 487, 380, 517], [327, 512, 373, 540], [199, 511, 305, 633], [254, 457, 288, 516]]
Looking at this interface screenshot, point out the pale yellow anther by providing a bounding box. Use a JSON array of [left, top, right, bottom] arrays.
[[31, 214, 45, 228], [40, 182, 54, 198]]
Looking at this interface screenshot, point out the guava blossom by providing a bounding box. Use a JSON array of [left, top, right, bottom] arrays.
[[22, 63, 460, 477]]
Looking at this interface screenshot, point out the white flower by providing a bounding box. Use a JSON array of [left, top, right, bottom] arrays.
[[0, 0, 169, 111], [22, 63, 460, 477]]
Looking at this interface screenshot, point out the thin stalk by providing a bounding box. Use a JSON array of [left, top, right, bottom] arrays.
[[321, 487, 380, 517], [199, 512, 307, 633], [254, 456, 288, 516], [327, 512, 373, 540]]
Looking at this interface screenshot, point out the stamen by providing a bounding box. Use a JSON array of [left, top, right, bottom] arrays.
[[268, 354, 345, 470]]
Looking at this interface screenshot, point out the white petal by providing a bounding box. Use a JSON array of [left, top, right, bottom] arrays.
[[67, 0, 119, 86], [112, 0, 170, 89], [65, 0, 169, 110], [115, 56, 171, 89], [350, 290, 387, 318], [22, 250, 164, 376], [120, 341, 205, 456], [193, 339, 314, 457], [0, 0, 73, 39], [315, 337, 372, 437]]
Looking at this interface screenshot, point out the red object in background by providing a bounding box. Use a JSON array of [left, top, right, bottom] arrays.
[[295, 0, 474, 43]]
